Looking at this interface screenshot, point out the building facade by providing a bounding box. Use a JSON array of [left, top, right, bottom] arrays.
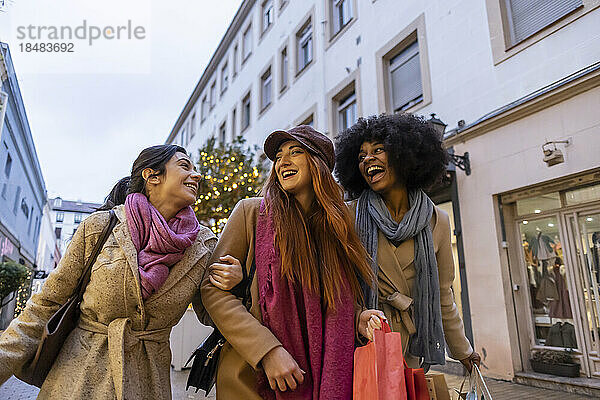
[[49, 197, 102, 255], [0, 42, 47, 327], [166, 0, 600, 390]]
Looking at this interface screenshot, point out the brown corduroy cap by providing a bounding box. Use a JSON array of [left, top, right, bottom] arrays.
[[263, 125, 335, 171]]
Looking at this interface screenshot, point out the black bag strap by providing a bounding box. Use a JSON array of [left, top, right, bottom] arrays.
[[242, 259, 256, 309], [74, 210, 118, 301]]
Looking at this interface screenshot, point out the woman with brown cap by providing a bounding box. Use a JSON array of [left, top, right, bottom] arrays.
[[199, 126, 383, 400]]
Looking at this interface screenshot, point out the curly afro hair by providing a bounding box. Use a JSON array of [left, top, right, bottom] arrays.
[[334, 113, 449, 200]]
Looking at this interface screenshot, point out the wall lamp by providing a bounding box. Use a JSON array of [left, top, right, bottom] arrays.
[[427, 114, 471, 176]]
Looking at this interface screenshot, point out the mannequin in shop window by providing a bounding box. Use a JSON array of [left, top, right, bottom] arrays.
[[592, 232, 600, 284]]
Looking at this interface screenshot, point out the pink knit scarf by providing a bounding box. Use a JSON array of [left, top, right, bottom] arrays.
[[125, 193, 200, 300], [256, 200, 355, 400]]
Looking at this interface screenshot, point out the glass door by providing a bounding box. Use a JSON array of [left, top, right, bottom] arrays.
[[566, 210, 600, 377]]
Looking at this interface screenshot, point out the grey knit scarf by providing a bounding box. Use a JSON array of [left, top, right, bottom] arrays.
[[356, 189, 446, 365]]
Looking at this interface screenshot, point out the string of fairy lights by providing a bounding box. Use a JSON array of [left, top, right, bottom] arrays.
[[193, 137, 266, 235], [13, 268, 32, 317]]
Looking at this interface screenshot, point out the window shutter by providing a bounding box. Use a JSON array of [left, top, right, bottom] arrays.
[[390, 41, 422, 112], [507, 0, 582, 45]]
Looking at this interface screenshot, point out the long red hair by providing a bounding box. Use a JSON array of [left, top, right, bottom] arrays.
[[262, 151, 373, 310]]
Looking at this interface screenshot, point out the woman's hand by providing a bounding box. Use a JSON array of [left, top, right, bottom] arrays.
[[208, 255, 244, 290], [460, 351, 481, 373], [358, 309, 387, 341], [261, 346, 305, 392]]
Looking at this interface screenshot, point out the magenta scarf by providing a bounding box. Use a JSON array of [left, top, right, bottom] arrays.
[[256, 200, 355, 400], [125, 193, 200, 300]]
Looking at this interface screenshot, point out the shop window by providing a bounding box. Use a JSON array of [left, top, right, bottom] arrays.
[[516, 192, 560, 216], [518, 216, 575, 348], [565, 183, 600, 206]]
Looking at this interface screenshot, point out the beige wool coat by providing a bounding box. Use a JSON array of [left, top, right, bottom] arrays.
[[348, 200, 473, 365], [0, 205, 216, 400]]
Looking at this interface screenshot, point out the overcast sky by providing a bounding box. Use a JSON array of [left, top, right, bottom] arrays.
[[0, 0, 241, 203]]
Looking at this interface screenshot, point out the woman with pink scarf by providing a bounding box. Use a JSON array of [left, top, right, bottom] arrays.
[[0, 145, 242, 399]]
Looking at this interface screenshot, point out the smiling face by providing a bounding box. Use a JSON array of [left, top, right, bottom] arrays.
[[274, 140, 313, 196], [358, 141, 399, 194], [147, 152, 200, 209]]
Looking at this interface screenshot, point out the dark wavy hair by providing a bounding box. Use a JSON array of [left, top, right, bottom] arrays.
[[334, 113, 449, 200], [98, 144, 187, 210]]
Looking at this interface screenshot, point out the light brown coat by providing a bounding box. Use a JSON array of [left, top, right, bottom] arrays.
[[349, 201, 473, 365], [0, 206, 216, 399], [196, 198, 281, 400]]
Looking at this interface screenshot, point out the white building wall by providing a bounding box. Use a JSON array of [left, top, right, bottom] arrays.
[[167, 0, 600, 380], [35, 202, 59, 273]]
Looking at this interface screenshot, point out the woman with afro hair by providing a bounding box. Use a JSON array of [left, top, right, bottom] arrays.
[[335, 113, 480, 372]]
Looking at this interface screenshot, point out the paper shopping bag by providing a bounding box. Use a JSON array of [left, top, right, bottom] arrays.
[[353, 320, 407, 400]]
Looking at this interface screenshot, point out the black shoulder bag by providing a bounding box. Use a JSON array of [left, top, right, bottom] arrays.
[[185, 258, 256, 396]]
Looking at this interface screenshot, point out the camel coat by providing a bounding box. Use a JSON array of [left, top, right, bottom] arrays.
[[0, 205, 216, 400], [196, 198, 281, 400], [348, 201, 473, 366], [197, 198, 365, 400]]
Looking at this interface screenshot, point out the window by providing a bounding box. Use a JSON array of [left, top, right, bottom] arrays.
[[13, 186, 21, 214], [280, 47, 288, 91], [231, 108, 237, 140], [74, 213, 82, 223], [296, 20, 313, 73], [210, 82, 217, 109], [190, 113, 196, 140], [21, 198, 29, 218], [503, 0, 582, 47], [299, 114, 314, 127], [332, 0, 353, 35], [389, 41, 422, 112], [27, 208, 33, 235], [201, 96, 208, 122], [219, 122, 227, 145], [1, 184, 6, 199], [56, 211, 64, 222], [181, 128, 187, 146], [221, 63, 229, 93], [54, 198, 62, 207], [233, 45, 239, 76], [4, 153, 11, 178], [262, 0, 274, 33], [242, 25, 253, 61], [338, 92, 357, 132], [55, 227, 62, 240], [261, 67, 273, 110], [242, 93, 251, 131]]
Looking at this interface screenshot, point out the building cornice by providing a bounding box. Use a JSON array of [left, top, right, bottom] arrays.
[[166, 0, 256, 144], [444, 62, 600, 146]]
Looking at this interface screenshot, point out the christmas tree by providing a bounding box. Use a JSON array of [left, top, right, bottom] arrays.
[[194, 136, 268, 235]]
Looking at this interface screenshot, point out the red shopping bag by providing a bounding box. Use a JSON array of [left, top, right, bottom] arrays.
[[353, 320, 430, 400], [353, 320, 406, 399]]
